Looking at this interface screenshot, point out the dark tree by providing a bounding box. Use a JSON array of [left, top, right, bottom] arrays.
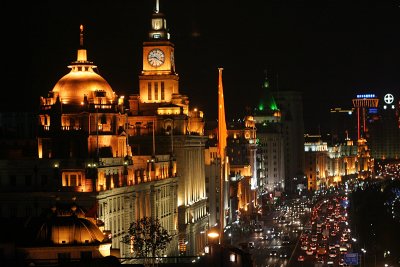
[[121, 217, 173, 266]]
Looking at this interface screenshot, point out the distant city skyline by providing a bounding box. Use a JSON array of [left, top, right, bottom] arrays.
[[6, 0, 400, 132]]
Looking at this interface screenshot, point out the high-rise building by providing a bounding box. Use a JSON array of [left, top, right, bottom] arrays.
[[368, 93, 400, 160], [253, 76, 285, 196], [272, 90, 306, 193], [122, 4, 208, 256], [352, 93, 379, 140], [226, 117, 257, 222]]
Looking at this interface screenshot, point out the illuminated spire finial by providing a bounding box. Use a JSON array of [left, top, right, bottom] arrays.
[[263, 69, 269, 88], [79, 25, 84, 47], [75, 24, 89, 63], [155, 0, 159, 13]]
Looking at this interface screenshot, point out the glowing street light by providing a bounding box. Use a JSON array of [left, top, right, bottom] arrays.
[[207, 229, 220, 244], [208, 231, 219, 239]]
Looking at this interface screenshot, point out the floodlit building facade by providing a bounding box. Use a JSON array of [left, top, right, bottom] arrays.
[[0, 3, 210, 263], [101, 5, 208, 257]]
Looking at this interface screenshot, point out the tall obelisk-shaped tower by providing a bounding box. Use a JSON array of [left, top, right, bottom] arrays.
[[218, 68, 229, 241]]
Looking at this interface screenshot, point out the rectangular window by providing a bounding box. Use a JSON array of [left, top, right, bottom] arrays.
[[70, 175, 77, 186], [161, 82, 165, 100], [154, 82, 158, 100], [148, 82, 152, 100]]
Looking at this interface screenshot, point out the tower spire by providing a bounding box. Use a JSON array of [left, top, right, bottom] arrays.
[[218, 68, 227, 161], [258, 70, 278, 111], [79, 24, 84, 47], [75, 25, 90, 63], [218, 67, 227, 242], [149, 0, 170, 40]]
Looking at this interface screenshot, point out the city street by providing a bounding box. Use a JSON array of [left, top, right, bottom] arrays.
[[229, 198, 311, 267]]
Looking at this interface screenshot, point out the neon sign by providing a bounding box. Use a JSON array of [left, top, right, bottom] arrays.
[[356, 94, 376, 99], [384, 93, 394, 104]]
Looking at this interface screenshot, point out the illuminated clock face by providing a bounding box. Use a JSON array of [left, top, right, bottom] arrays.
[[147, 49, 165, 67]]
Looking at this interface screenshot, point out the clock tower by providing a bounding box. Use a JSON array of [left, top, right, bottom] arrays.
[[139, 0, 178, 103]]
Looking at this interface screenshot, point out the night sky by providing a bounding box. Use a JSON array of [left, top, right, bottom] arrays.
[[6, 0, 400, 132]]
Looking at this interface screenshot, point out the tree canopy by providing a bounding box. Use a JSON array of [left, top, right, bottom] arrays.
[[121, 217, 173, 259]]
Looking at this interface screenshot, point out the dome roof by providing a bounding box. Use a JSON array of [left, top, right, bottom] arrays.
[[29, 204, 107, 245], [52, 68, 116, 105], [49, 25, 116, 106]]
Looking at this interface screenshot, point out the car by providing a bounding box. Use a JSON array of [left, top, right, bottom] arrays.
[[279, 251, 288, 258], [339, 246, 348, 254], [262, 235, 270, 240], [248, 242, 255, 248], [282, 235, 291, 244], [310, 243, 317, 250], [327, 259, 334, 266], [269, 250, 278, 257], [316, 256, 325, 264], [329, 250, 337, 258], [317, 247, 327, 255], [297, 255, 305, 262], [306, 249, 314, 255], [265, 227, 275, 234], [311, 235, 318, 242]]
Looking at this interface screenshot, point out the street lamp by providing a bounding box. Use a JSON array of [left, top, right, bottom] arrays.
[[208, 230, 220, 244], [361, 248, 367, 267]]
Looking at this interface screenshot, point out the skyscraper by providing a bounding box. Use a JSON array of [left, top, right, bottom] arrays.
[[368, 93, 400, 160], [272, 90, 306, 193], [253, 76, 285, 195]]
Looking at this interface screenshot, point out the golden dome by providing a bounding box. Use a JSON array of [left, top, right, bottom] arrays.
[[50, 25, 116, 106], [33, 204, 107, 245], [52, 67, 116, 105]]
